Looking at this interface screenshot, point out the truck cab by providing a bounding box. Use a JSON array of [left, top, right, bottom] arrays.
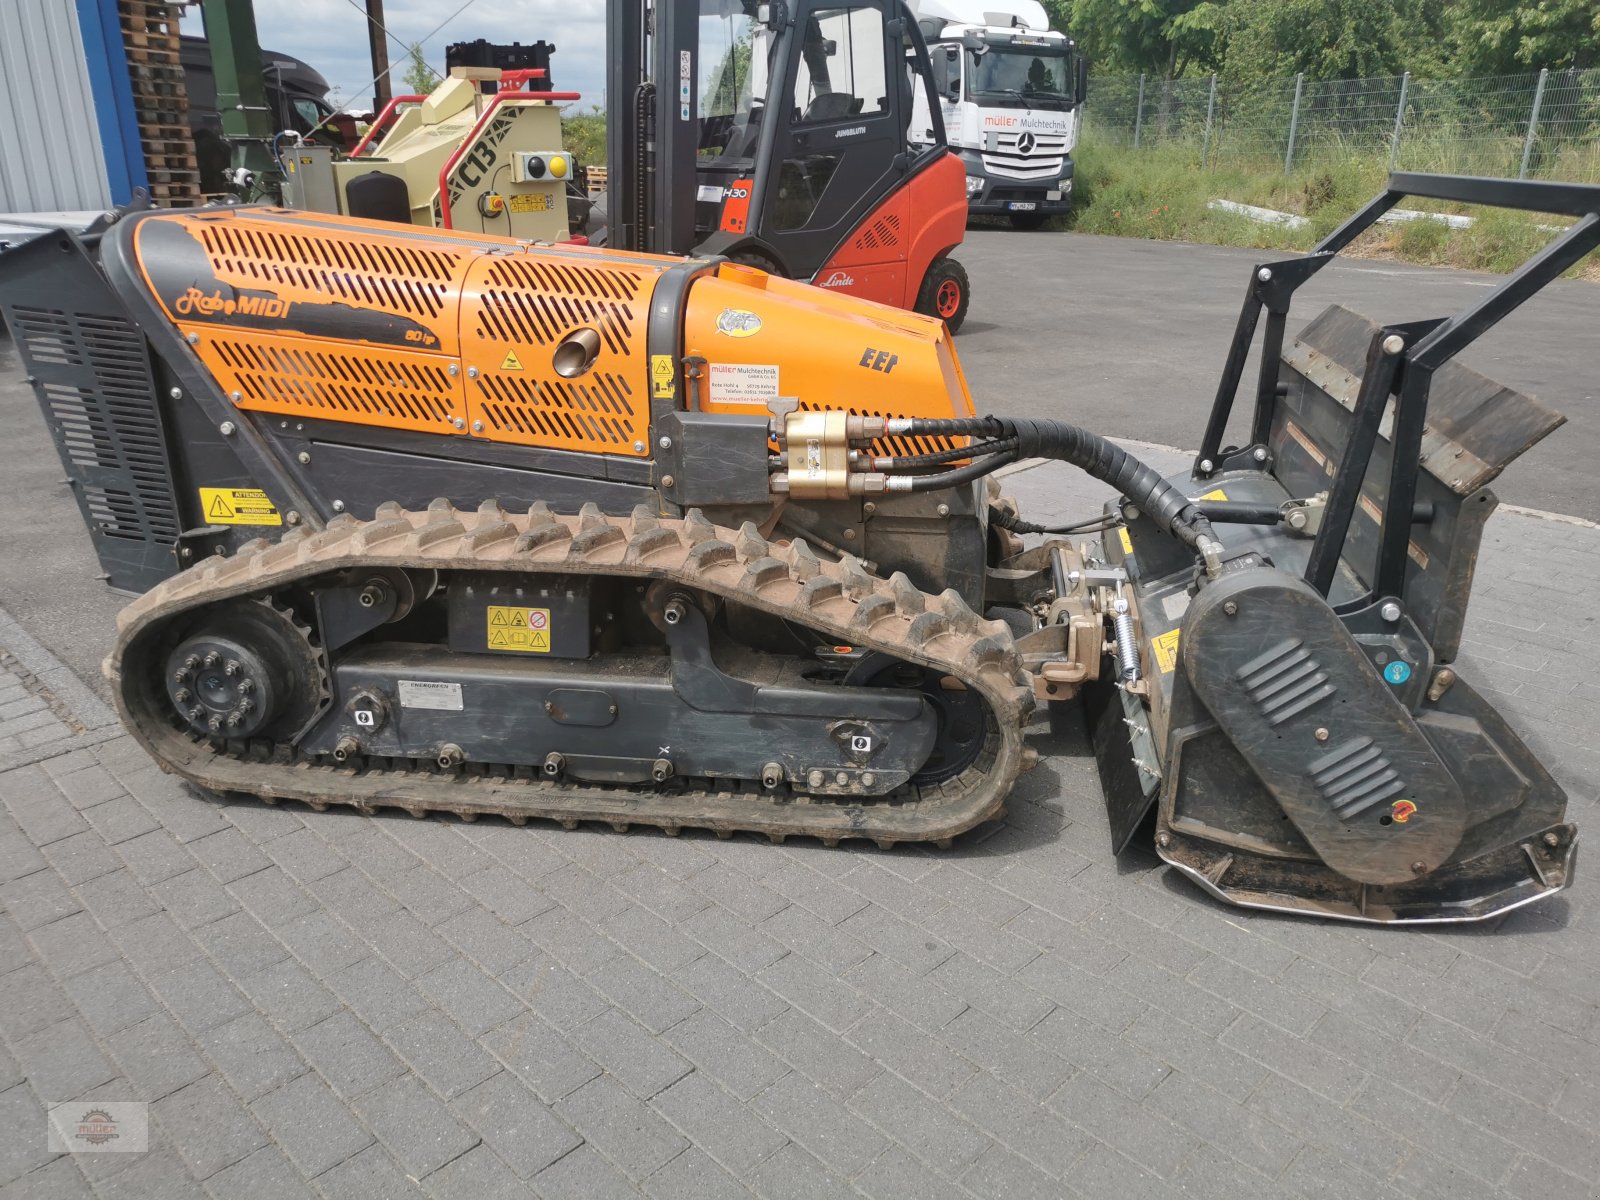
[[907, 0, 1085, 228]]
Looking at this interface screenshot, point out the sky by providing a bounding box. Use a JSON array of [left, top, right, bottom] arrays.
[[239, 0, 609, 113]]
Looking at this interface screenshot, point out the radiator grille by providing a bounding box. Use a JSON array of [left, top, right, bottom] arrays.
[[207, 336, 462, 431], [475, 371, 640, 448], [1309, 736, 1407, 820], [983, 131, 1068, 180], [471, 256, 648, 354], [15, 305, 180, 546], [196, 220, 469, 322], [12, 307, 85, 366], [461, 252, 658, 453]]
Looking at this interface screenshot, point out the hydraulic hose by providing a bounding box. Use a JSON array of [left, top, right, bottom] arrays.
[[875, 437, 1019, 470], [989, 506, 1122, 536], [895, 449, 1019, 492], [894, 416, 1222, 571]]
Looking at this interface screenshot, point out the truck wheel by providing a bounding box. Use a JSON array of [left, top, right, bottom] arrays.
[[1009, 211, 1049, 231], [916, 257, 970, 334]]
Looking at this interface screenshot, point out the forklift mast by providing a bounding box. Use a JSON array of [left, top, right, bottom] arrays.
[[605, 0, 962, 305]]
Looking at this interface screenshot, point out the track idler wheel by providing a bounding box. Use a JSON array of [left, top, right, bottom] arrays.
[[846, 652, 990, 785], [163, 601, 321, 740]]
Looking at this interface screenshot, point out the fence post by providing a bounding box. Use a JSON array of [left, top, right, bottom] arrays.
[[1388, 71, 1409, 171], [1201, 73, 1217, 168], [1520, 67, 1549, 179], [1133, 73, 1146, 148], [1284, 72, 1304, 173]]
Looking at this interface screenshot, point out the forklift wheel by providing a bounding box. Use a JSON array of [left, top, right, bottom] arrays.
[[731, 250, 784, 276], [1009, 211, 1049, 231], [916, 257, 970, 334]]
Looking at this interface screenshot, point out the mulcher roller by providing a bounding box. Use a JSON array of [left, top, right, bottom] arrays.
[[2, 171, 1595, 924]]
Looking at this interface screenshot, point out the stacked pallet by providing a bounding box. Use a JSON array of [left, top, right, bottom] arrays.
[[118, 0, 202, 206]]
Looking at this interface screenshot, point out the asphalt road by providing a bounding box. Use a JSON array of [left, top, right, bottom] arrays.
[[954, 230, 1600, 522]]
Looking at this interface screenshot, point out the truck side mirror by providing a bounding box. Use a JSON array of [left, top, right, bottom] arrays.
[[1075, 56, 1088, 105], [944, 46, 961, 101]]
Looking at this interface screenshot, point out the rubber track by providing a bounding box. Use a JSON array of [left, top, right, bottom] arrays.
[[107, 499, 1037, 847]]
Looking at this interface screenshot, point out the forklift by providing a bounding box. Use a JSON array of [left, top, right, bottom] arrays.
[[605, 0, 973, 328]]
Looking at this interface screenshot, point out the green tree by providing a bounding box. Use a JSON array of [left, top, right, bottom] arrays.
[[401, 43, 441, 96], [1446, 0, 1600, 74], [1222, 0, 1448, 80], [1060, 0, 1228, 78]]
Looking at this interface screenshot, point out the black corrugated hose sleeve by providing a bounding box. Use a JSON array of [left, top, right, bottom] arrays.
[[907, 416, 1214, 549]]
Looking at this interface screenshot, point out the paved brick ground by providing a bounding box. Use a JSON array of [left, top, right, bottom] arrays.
[[0, 450, 1596, 1199]]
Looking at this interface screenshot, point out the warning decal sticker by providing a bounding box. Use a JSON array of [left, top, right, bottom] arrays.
[[487, 605, 552, 653], [1198, 488, 1228, 501], [1117, 528, 1135, 556], [651, 354, 676, 399], [500, 349, 524, 371], [507, 193, 554, 213], [1152, 628, 1181, 674], [199, 487, 282, 526]]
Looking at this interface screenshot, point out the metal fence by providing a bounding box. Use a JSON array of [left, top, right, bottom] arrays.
[[1087, 68, 1600, 181]]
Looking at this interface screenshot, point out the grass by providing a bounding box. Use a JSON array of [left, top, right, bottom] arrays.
[[1053, 139, 1600, 280]]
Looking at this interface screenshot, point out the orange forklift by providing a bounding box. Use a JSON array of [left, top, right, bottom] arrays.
[[604, 0, 972, 329]]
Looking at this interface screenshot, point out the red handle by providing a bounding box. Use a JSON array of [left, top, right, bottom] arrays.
[[349, 95, 429, 158]]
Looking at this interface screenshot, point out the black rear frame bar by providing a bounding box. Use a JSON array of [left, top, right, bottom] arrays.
[[1191, 172, 1600, 607]]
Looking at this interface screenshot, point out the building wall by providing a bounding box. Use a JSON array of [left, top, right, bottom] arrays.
[[0, 0, 113, 212]]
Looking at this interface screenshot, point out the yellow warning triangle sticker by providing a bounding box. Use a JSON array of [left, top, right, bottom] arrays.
[[489, 630, 508, 646], [510, 611, 526, 627], [490, 610, 510, 626], [208, 494, 233, 519], [501, 349, 524, 371]]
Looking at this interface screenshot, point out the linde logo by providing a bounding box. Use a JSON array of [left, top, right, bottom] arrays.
[[818, 271, 855, 287], [173, 288, 289, 319]]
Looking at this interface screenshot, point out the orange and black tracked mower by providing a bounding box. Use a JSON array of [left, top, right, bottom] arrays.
[[1, 172, 1593, 924]]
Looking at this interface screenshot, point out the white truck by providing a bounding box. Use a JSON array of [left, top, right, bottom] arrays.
[[908, 0, 1085, 229]]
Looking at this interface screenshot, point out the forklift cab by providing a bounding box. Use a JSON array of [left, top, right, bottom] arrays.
[[610, 0, 958, 287], [693, 0, 943, 269]]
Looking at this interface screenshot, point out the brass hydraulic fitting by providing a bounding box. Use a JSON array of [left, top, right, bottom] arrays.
[[773, 410, 887, 500]]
